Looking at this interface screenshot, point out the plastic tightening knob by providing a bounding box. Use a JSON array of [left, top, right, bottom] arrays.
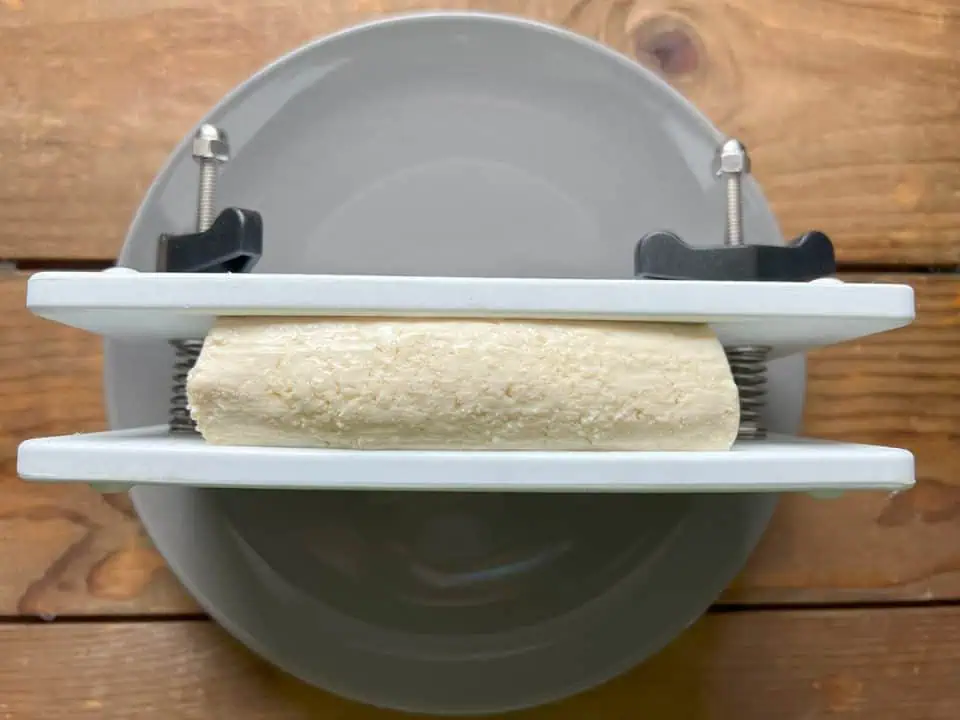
[[157, 207, 263, 274], [634, 230, 837, 282]]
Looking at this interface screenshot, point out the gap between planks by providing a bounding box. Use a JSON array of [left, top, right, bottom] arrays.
[[5, 597, 960, 625]]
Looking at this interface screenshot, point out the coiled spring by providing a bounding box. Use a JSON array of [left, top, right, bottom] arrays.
[[169, 339, 203, 433], [725, 345, 770, 441], [166, 126, 226, 434]]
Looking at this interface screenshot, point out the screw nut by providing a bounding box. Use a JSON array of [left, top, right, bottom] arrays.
[[192, 124, 230, 162], [713, 138, 750, 176]]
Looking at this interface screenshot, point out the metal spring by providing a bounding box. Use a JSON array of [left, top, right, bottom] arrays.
[[725, 345, 770, 441], [169, 339, 204, 433], [168, 134, 222, 434]]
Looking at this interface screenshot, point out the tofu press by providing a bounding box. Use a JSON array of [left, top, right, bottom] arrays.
[[13, 12, 919, 716]]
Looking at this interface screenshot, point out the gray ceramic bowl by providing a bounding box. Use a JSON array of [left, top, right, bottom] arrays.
[[105, 12, 801, 715]]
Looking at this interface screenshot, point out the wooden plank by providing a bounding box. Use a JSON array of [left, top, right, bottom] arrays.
[[0, 271, 195, 615], [2, 0, 959, 263], [2, 272, 958, 615], [2, 608, 959, 718], [729, 272, 960, 603]]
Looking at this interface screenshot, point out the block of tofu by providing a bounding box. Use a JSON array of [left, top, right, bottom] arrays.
[[186, 317, 740, 451]]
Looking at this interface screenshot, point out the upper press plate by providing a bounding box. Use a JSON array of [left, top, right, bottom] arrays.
[[27, 271, 914, 357]]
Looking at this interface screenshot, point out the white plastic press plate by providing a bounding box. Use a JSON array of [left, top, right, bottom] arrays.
[[18, 427, 914, 494], [27, 271, 914, 356]]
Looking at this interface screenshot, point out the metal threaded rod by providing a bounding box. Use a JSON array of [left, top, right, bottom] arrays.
[[725, 345, 770, 440], [725, 173, 743, 247], [169, 124, 229, 434], [714, 138, 768, 439], [196, 161, 218, 232]]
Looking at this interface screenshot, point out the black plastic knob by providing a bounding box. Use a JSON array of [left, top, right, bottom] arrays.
[[634, 230, 836, 282], [157, 207, 263, 274]]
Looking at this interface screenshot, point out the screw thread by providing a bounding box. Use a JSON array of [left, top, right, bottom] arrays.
[[725, 174, 743, 247], [196, 160, 218, 232]]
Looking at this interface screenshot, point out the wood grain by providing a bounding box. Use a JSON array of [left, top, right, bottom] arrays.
[[0, 271, 195, 616], [729, 272, 960, 603], [2, 0, 959, 263], [2, 608, 960, 718], [2, 271, 958, 615]]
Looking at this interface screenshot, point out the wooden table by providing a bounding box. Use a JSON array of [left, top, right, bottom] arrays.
[[2, 0, 959, 717]]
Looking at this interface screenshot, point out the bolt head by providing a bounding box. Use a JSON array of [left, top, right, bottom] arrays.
[[713, 138, 750, 176], [192, 124, 229, 163]]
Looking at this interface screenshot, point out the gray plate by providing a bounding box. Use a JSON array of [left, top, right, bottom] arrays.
[[105, 12, 800, 715]]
